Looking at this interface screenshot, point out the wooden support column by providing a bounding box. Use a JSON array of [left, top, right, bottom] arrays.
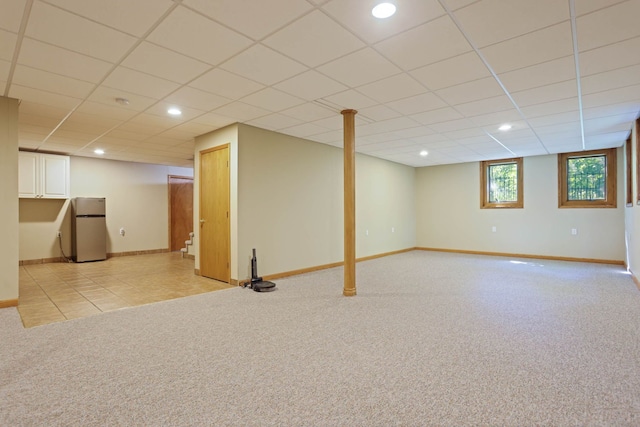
[[342, 109, 357, 296]]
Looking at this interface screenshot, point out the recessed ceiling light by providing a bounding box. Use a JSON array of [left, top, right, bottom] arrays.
[[499, 124, 512, 131], [115, 97, 129, 106], [372, 2, 396, 19], [168, 107, 182, 116], [420, 150, 428, 157], [94, 149, 104, 155]]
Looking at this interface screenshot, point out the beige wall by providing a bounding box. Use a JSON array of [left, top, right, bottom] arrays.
[[236, 124, 416, 281], [19, 156, 192, 261], [625, 119, 640, 274], [416, 151, 626, 261], [193, 123, 239, 277], [0, 97, 19, 302]]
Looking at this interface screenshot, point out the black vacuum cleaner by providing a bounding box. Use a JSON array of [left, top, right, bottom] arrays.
[[244, 248, 276, 292]]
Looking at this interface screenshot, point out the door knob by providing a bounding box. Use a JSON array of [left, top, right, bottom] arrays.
[[200, 219, 205, 223]]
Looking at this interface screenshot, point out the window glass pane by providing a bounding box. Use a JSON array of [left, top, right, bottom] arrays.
[[567, 156, 606, 200], [488, 163, 517, 202]]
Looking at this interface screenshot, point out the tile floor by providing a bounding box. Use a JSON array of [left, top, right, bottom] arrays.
[[18, 252, 233, 328]]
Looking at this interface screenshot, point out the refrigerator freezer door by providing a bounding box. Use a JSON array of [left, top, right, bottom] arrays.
[[74, 197, 106, 216], [75, 217, 107, 262]]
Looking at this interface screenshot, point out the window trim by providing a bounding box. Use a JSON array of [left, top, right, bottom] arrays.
[[626, 134, 632, 206], [557, 148, 617, 209], [480, 157, 523, 209]]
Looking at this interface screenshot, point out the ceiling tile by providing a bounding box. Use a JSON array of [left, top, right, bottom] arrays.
[[183, 0, 313, 40], [101, 66, 180, 99], [527, 112, 580, 128], [263, 10, 364, 68], [410, 107, 463, 125], [468, 109, 523, 128], [240, 88, 305, 112], [17, 38, 113, 83], [219, 44, 307, 86], [573, 0, 627, 16], [322, 0, 445, 44], [163, 86, 231, 112], [18, 101, 71, 120], [386, 92, 447, 115], [307, 129, 342, 144], [121, 42, 211, 84], [143, 104, 206, 123], [583, 114, 638, 136], [577, 1, 640, 52], [519, 98, 579, 118], [317, 48, 401, 87], [358, 105, 402, 122], [87, 86, 158, 112], [246, 113, 303, 131], [25, 1, 136, 62], [429, 118, 476, 133], [583, 103, 639, 120], [45, 0, 174, 37], [321, 90, 378, 110], [356, 73, 426, 103], [12, 65, 95, 99], [442, 0, 481, 11], [375, 15, 472, 71], [0, 59, 10, 81], [9, 84, 82, 109], [579, 37, 640, 77], [435, 76, 503, 105], [280, 122, 330, 138], [212, 101, 271, 122], [453, 0, 568, 48], [189, 68, 264, 99], [274, 70, 347, 101], [410, 51, 491, 91], [511, 80, 578, 108], [57, 113, 122, 135], [581, 84, 640, 110], [0, 29, 16, 62], [75, 101, 140, 121], [148, 6, 253, 66], [191, 112, 237, 128], [0, 0, 26, 32], [584, 131, 630, 148], [358, 117, 422, 137], [581, 64, 640, 95], [281, 102, 337, 122], [498, 55, 575, 93], [480, 22, 574, 74], [455, 95, 513, 116]]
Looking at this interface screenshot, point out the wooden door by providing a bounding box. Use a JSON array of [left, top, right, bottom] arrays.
[[200, 145, 230, 282], [169, 176, 193, 252]]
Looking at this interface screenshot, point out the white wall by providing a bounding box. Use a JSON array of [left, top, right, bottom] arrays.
[[236, 124, 416, 281], [624, 119, 640, 274], [19, 156, 192, 261], [0, 97, 19, 302], [416, 151, 625, 262]]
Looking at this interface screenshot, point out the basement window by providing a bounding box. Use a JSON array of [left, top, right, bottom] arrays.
[[480, 157, 523, 209], [558, 148, 616, 208]]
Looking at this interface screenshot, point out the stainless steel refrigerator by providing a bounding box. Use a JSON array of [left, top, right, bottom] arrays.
[[72, 197, 107, 262]]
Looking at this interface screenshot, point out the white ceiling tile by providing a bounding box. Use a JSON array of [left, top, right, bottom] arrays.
[[281, 122, 330, 138], [19, 113, 62, 129], [527, 112, 581, 128], [148, 6, 253, 66], [183, 0, 313, 40], [191, 112, 237, 128], [498, 56, 575, 93], [435, 76, 502, 105], [87, 87, 158, 112], [584, 114, 638, 136], [355, 117, 420, 137], [428, 118, 476, 133], [264, 11, 364, 68], [584, 131, 629, 148], [442, 0, 480, 11], [453, 0, 569, 48], [442, 127, 485, 140], [317, 48, 401, 87], [45, 0, 174, 37], [582, 103, 639, 120], [306, 129, 342, 144], [12, 65, 95, 99], [574, 0, 627, 16], [247, 113, 303, 131], [189, 68, 264, 99], [375, 15, 472, 71], [581, 64, 640, 95], [25, 1, 136, 62], [0, 0, 26, 32], [122, 42, 211, 84], [358, 105, 401, 122], [321, 90, 378, 110], [410, 107, 463, 125], [387, 92, 447, 115], [577, 1, 640, 52], [101, 67, 180, 99], [18, 101, 71, 120], [281, 102, 336, 122], [468, 109, 523, 128], [9, 84, 82, 109], [410, 51, 491, 91], [0, 29, 16, 62], [75, 101, 139, 121], [480, 22, 574, 74], [455, 95, 513, 116], [17, 38, 113, 83], [58, 114, 122, 135], [143, 104, 206, 123], [356, 73, 426, 103], [519, 98, 579, 118], [219, 44, 307, 86], [511, 80, 578, 108], [323, 0, 445, 44], [212, 101, 271, 122], [274, 70, 347, 101], [534, 122, 582, 137], [0, 59, 10, 81], [103, 129, 149, 142], [164, 86, 231, 112], [581, 84, 640, 109], [240, 88, 305, 112], [579, 37, 640, 77]]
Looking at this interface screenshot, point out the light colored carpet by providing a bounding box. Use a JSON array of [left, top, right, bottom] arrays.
[[1, 250, 640, 426]]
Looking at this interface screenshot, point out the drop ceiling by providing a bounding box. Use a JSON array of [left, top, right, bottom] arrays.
[[2, 0, 639, 168]]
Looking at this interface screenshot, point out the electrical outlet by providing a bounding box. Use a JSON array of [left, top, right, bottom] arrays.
[[119, 228, 125, 236], [571, 228, 578, 235], [56, 231, 62, 238]]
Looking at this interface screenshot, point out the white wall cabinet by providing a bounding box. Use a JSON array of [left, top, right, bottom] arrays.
[[19, 152, 70, 199]]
